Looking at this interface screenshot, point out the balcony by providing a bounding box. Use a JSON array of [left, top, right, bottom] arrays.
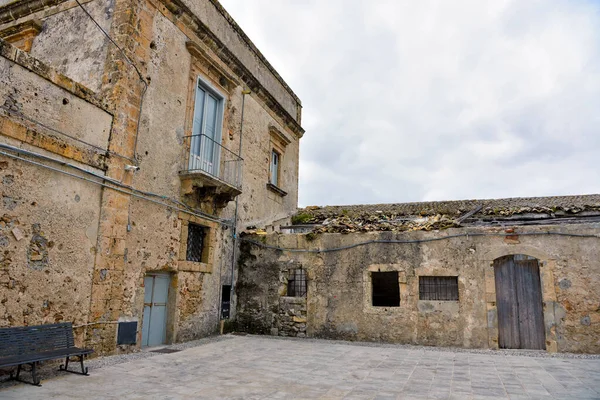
[[180, 134, 242, 207]]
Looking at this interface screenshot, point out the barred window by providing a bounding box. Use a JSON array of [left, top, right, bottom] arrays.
[[287, 268, 307, 297], [419, 276, 459, 301], [372, 271, 400, 307], [186, 223, 207, 262]]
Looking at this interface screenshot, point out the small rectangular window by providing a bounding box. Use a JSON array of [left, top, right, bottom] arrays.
[[270, 150, 280, 186], [372, 271, 400, 307], [287, 268, 306, 297], [186, 223, 207, 262], [419, 276, 459, 301]]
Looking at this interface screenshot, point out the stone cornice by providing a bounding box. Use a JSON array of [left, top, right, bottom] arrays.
[[0, 18, 41, 38], [205, 0, 302, 107], [156, 0, 305, 138], [0, 0, 65, 24], [185, 41, 239, 91]]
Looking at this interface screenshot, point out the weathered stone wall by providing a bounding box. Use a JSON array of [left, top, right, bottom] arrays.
[[0, 0, 303, 355], [28, 0, 114, 93], [0, 141, 104, 346], [0, 51, 112, 154], [237, 223, 600, 353], [276, 296, 307, 338]]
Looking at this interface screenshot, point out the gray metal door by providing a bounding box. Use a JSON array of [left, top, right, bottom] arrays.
[[494, 255, 546, 350], [142, 273, 170, 347]]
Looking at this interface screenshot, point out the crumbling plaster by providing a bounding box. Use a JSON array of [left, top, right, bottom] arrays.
[[28, 0, 115, 93], [0, 55, 112, 151], [0, 141, 103, 346], [237, 223, 600, 353]]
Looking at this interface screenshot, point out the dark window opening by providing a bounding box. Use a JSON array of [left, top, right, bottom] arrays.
[[419, 276, 459, 301], [287, 268, 307, 297], [186, 223, 207, 262], [221, 285, 231, 319], [372, 271, 400, 307]]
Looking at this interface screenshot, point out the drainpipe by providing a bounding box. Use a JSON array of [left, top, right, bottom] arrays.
[[225, 88, 250, 322]]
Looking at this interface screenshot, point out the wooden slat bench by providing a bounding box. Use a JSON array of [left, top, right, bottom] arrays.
[[0, 322, 94, 386]]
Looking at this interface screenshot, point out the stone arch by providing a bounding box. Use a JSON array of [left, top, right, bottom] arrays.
[[480, 245, 556, 263], [493, 254, 545, 349], [483, 249, 559, 352]]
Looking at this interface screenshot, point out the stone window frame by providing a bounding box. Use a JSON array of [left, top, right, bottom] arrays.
[[371, 271, 400, 307], [418, 276, 459, 301], [266, 125, 290, 197], [183, 41, 237, 168], [178, 212, 217, 273], [414, 267, 462, 316], [478, 245, 559, 352], [286, 267, 307, 297], [363, 264, 407, 314], [185, 222, 208, 263]]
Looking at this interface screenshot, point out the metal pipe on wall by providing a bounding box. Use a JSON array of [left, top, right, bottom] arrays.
[[219, 88, 251, 327], [230, 89, 251, 298]]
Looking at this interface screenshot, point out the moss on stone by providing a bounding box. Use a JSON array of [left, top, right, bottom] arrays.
[[292, 213, 312, 225]]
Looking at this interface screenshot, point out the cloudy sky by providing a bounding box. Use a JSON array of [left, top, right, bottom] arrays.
[[220, 0, 600, 207]]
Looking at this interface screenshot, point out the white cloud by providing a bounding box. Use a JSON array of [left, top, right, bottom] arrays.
[[220, 0, 600, 206]]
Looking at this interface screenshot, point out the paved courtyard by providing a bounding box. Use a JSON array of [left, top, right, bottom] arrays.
[[1, 335, 599, 399]]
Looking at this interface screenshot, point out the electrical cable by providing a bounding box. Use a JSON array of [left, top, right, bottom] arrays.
[[241, 231, 600, 254], [74, 0, 149, 161], [74, 0, 147, 85], [0, 145, 232, 227], [0, 142, 215, 219]]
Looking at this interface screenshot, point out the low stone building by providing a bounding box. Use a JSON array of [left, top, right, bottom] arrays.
[[0, 0, 303, 354], [237, 196, 600, 353]]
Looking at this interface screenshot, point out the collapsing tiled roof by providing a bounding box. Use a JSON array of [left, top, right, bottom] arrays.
[[292, 195, 600, 233]]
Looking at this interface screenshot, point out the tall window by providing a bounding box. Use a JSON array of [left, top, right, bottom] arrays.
[[189, 78, 225, 175], [186, 223, 207, 263], [270, 149, 280, 187], [419, 276, 459, 301], [372, 271, 400, 307]]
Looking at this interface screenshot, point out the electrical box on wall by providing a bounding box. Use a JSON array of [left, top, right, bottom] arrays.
[[221, 285, 231, 319], [117, 321, 138, 345]]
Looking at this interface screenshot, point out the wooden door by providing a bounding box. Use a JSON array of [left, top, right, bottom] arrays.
[[494, 255, 546, 350]]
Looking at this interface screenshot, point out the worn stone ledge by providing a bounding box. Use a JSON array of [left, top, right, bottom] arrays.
[[0, 0, 66, 24], [0, 114, 107, 169], [266, 183, 287, 197], [0, 38, 110, 112], [178, 260, 212, 273]]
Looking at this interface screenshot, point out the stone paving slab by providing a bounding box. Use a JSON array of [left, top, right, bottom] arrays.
[[1, 335, 599, 399]]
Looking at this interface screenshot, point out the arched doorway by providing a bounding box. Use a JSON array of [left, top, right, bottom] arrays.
[[493, 254, 545, 350]]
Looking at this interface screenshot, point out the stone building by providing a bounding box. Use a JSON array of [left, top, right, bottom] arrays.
[[237, 196, 600, 353], [0, 0, 303, 353]]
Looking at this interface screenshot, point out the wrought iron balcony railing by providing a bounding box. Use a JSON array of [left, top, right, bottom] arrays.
[[181, 134, 242, 190]]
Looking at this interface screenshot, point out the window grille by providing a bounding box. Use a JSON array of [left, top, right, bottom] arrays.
[[287, 268, 307, 297], [419, 276, 459, 301], [371, 271, 400, 307], [186, 223, 207, 262]]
